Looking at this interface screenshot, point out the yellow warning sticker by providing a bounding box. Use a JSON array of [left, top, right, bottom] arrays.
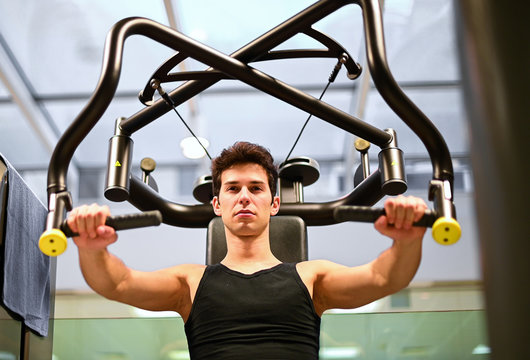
[[115, 161, 122, 167]]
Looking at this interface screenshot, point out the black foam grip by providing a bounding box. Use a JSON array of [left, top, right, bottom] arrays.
[[60, 210, 163, 237], [332, 205, 436, 227]]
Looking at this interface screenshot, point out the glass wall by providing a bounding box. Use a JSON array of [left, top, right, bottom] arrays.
[[52, 284, 489, 360], [52, 311, 489, 360]]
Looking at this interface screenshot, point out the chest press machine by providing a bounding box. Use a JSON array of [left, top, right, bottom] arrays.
[[38, 0, 460, 259]]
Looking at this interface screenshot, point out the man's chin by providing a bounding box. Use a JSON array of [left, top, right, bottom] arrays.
[[228, 224, 263, 237]]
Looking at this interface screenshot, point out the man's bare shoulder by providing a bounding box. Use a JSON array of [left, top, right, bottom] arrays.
[[133, 263, 206, 289], [296, 259, 348, 276], [296, 260, 350, 286], [168, 263, 207, 278]]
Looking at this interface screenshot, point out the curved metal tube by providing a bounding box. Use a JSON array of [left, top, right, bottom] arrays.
[[122, 0, 359, 133], [47, 9, 390, 195], [128, 169, 384, 227], [128, 176, 214, 228], [359, 0, 454, 184], [139, 27, 361, 104], [44, 0, 457, 232]]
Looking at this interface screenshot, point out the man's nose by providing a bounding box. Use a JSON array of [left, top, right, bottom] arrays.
[[238, 187, 251, 204]]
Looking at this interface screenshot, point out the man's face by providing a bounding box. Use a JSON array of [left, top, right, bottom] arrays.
[[212, 163, 280, 237]]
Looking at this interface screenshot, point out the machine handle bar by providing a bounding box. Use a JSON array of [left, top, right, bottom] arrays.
[[39, 210, 163, 256], [61, 210, 162, 237], [333, 205, 435, 226], [332, 205, 461, 245]]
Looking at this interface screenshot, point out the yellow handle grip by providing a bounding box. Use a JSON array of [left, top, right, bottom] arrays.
[[432, 217, 461, 245], [39, 229, 68, 256]]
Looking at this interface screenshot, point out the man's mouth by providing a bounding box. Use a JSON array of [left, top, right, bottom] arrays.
[[236, 209, 254, 216]]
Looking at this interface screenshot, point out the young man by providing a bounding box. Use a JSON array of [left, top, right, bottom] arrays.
[[68, 141, 427, 359]]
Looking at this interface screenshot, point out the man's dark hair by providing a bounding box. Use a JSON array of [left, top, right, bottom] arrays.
[[211, 141, 278, 198]]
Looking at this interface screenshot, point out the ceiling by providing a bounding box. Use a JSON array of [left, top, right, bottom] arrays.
[[0, 0, 467, 203]]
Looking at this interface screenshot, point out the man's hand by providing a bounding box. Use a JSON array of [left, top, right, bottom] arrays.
[[67, 204, 117, 251], [374, 195, 428, 244]]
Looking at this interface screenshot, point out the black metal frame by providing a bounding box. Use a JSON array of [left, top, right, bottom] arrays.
[[43, 0, 455, 231]]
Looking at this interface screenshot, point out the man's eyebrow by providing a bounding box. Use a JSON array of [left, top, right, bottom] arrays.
[[222, 180, 266, 185]]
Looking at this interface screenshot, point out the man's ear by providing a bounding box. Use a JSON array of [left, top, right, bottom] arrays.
[[212, 196, 222, 216], [270, 196, 280, 216]]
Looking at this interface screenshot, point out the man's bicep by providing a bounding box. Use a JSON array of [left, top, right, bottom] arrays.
[[314, 261, 390, 312], [114, 266, 191, 312]]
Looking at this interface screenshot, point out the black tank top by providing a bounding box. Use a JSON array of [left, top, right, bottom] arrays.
[[185, 263, 321, 359]]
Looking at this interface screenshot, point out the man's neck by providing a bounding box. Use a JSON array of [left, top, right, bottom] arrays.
[[221, 232, 281, 274]]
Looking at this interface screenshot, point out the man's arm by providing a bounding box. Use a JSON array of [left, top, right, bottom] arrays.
[[67, 204, 197, 313], [310, 196, 427, 315]]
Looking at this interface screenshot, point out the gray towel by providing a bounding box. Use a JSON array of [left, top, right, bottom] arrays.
[[1, 154, 50, 336]]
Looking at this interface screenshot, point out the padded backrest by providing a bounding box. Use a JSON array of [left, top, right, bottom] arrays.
[[206, 216, 308, 265]]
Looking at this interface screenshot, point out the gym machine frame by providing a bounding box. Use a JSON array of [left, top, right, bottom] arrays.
[[39, 0, 461, 256]]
